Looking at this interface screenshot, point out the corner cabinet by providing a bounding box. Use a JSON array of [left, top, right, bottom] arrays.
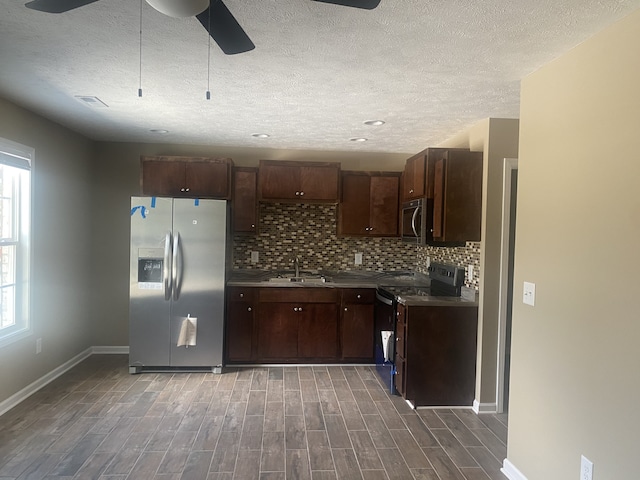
[[232, 167, 258, 234], [395, 303, 478, 407], [258, 160, 340, 203], [141, 156, 233, 199], [338, 171, 400, 237]]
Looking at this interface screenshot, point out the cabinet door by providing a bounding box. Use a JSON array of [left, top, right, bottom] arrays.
[[226, 301, 254, 362], [259, 164, 300, 200], [141, 160, 186, 196], [431, 151, 482, 243], [298, 304, 338, 359], [300, 166, 339, 201], [432, 158, 445, 239], [369, 175, 399, 236], [258, 303, 299, 359], [402, 154, 425, 201], [341, 303, 374, 359], [339, 174, 370, 235], [233, 168, 257, 233], [185, 160, 230, 198]]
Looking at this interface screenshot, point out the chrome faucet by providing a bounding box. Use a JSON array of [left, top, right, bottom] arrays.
[[293, 256, 300, 278]]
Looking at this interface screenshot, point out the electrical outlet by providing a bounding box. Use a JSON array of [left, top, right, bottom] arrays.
[[36, 338, 42, 354], [354, 253, 363, 265], [581, 455, 593, 480], [467, 265, 474, 282], [250, 251, 259, 264], [523, 281, 536, 306]]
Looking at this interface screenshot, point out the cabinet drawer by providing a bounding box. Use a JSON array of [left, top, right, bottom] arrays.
[[259, 287, 338, 303], [227, 287, 256, 302], [341, 288, 374, 304]]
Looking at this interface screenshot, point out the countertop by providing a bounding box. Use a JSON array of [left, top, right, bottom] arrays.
[[227, 269, 479, 306]]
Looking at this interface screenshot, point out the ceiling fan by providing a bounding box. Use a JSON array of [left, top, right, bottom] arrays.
[[24, 0, 382, 55]]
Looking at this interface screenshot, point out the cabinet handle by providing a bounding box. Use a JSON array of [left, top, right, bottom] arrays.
[[239, 293, 244, 298], [344, 307, 348, 311], [300, 192, 304, 196], [247, 307, 252, 312], [357, 295, 361, 299], [180, 188, 186, 192], [251, 224, 255, 228], [409, 188, 414, 194], [185, 188, 190, 192]]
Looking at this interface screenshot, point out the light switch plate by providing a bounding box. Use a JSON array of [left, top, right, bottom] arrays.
[[580, 455, 593, 480], [523, 281, 536, 306], [250, 251, 259, 264], [467, 265, 474, 282], [355, 253, 363, 265]]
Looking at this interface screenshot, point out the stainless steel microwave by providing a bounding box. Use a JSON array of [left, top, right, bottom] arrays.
[[401, 199, 427, 244]]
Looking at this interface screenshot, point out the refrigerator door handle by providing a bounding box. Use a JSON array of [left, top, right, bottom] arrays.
[[172, 232, 181, 301], [164, 231, 172, 300]]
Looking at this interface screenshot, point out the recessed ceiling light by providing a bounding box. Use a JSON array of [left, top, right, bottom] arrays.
[[252, 133, 270, 138], [150, 129, 168, 134], [364, 120, 385, 126], [350, 137, 368, 142], [75, 96, 108, 108]]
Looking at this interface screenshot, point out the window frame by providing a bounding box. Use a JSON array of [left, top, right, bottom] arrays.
[[0, 137, 32, 347]]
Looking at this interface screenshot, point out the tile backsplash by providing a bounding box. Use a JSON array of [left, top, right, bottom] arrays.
[[232, 203, 480, 289]]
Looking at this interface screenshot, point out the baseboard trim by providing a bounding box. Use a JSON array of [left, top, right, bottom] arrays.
[[92, 345, 129, 354], [501, 459, 528, 480], [0, 346, 129, 417], [472, 399, 497, 414]]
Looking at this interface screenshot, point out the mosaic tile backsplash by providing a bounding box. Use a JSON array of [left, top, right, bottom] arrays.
[[232, 203, 481, 289]]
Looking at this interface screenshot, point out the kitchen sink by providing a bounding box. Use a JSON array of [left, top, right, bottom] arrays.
[[266, 276, 328, 284]]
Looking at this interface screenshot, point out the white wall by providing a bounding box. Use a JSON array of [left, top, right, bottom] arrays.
[[0, 98, 95, 405], [507, 8, 640, 479]]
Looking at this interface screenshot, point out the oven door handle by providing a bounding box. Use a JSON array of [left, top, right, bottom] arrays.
[[376, 291, 394, 306]]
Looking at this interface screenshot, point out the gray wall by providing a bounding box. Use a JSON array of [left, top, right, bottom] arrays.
[[0, 98, 95, 405]]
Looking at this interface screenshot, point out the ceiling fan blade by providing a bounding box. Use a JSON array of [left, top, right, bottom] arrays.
[[25, 0, 100, 13], [196, 0, 255, 55], [312, 0, 381, 10]]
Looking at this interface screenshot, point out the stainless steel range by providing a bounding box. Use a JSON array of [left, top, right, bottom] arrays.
[[374, 263, 466, 394]]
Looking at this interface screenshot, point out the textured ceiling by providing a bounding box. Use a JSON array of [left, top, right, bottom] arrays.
[[1, 0, 639, 154]]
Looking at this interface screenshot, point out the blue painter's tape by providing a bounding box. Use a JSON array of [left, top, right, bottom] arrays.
[[130, 205, 147, 219], [151, 197, 156, 208], [194, 199, 200, 206]]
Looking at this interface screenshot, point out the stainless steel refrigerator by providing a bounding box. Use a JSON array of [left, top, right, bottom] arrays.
[[129, 196, 228, 374]]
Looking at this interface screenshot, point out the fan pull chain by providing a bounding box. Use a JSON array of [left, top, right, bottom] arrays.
[[138, 0, 143, 97], [206, 4, 211, 100]]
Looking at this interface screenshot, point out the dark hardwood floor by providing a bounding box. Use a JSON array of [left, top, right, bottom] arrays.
[[0, 355, 508, 479]]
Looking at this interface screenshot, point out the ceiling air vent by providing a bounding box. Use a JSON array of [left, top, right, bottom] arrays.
[[75, 96, 108, 108]]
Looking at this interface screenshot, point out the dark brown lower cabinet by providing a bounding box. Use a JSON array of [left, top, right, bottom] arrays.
[[340, 289, 375, 361], [257, 288, 339, 363], [395, 303, 478, 407], [225, 287, 257, 362], [225, 286, 374, 364]]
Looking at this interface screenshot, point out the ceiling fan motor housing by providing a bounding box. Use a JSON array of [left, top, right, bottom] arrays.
[[145, 0, 209, 18]]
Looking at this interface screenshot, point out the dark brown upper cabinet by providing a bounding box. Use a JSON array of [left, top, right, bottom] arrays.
[[402, 152, 426, 202], [140, 156, 233, 199], [338, 171, 400, 237], [232, 167, 258, 234], [258, 160, 340, 203], [430, 150, 483, 243]]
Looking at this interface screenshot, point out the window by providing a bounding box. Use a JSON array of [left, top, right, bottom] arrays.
[[0, 138, 31, 347]]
